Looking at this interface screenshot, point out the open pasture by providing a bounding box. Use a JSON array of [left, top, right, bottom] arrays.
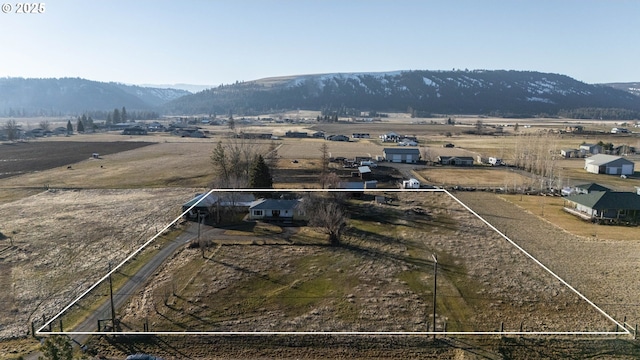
[[418, 167, 532, 188], [0, 141, 218, 190], [0, 187, 196, 340], [113, 191, 612, 335]]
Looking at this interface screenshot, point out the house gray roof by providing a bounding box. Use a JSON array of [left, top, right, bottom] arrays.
[[383, 148, 420, 155], [566, 191, 640, 210], [439, 156, 475, 161], [183, 193, 255, 209], [250, 198, 299, 211], [585, 154, 634, 166]]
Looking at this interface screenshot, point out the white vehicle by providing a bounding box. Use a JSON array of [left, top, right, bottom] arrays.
[[360, 160, 377, 168]]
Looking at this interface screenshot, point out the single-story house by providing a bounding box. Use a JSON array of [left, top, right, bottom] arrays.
[[398, 138, 418, 146], [383, 148, 421, 163], [285, 131, 308, 138], [564, 191, 640, 221], [560, 149, 580, 158], [584, 154, 635, 175], [352, 133, 370, 139], [611, 127, 629, 134], [438, 156, 474, 166], [122, 127, 148, 135], [580, 144, 602, 156], [380, 132, 400, 142], [561, 183, 611, 196], [182, 193, 255, 220], [249, 198, 300, 221], [327, 134, 350, 142]]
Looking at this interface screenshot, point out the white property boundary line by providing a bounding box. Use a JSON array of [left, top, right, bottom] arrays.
[[37, 188, 629, 336]]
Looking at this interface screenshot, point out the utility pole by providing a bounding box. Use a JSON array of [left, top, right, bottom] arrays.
[[108, 262, 116, 332], [432, 254, 438, 340]]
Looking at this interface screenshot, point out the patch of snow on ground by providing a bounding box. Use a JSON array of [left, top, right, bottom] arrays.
[[423, 77, 437, 87], [526, 97, 554, 103]]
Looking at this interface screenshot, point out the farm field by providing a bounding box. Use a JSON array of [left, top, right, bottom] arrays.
[[455, 192, 640, 331], [1, 119, 640, 359]]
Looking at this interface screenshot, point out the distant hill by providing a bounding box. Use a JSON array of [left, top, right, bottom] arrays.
[[164, 70, 640, 119], [3, 73, 640, 119], [0, 77, 190, 116], [603, 82, 640, 97]]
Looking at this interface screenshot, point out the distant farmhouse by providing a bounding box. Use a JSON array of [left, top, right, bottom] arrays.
[[285, 131, 308, 138], [383, 148, 420, 163], [561, 183, 611, 197], [584, 154, 635, 175], [326, 134, 350, 142], [122, 126, 148, 135], [438, 156, 474, 166], [182, 193, 255, 221], [579, 144, 602, 156]]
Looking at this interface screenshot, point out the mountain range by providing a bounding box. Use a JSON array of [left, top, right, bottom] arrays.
[[1, 71, 640, 119]]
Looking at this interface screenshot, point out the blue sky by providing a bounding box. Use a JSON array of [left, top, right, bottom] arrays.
[[0, 0, 638, 86]]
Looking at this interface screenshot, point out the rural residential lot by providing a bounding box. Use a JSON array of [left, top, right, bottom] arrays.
[[1, 115, 640, 359]]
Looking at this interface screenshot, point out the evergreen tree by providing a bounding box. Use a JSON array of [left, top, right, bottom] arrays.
[[66, 120, 73, 134], [248, 155, 273, 189], [121, 106, 127, 122], [106, 113, 113, 126], [76, 117, 84, 133], [113, 108, 121, 123]]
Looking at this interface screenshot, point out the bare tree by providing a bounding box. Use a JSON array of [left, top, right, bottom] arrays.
[[4, 120, 19, 141], [319, 143, 330, 188], [421, 146, 436, 165], [264, 140, 279, 167], [475, 119, 483, 134], [210, 138, 262, 188], [39, 120, 51, 131], [301, 194, 348, 246]]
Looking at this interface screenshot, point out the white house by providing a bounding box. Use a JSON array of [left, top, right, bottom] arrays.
[[584, 154, 635, 175], [249, 199, 300, 221]]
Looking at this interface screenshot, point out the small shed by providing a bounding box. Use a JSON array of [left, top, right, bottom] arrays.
[[402, 178, 421, 189]]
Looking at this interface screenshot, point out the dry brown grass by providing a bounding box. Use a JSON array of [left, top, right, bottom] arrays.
[[116, 191, 612, 334], [500, 194, 640, 241], [0, 142, 216, 189], [0, 187, 200, 339], [417, 167, 532, 188]]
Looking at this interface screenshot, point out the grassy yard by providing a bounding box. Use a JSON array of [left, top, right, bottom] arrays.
[[500, 194, 639, 241]]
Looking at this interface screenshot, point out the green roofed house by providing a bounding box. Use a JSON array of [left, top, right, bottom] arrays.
[[563, 191, 640, 222]]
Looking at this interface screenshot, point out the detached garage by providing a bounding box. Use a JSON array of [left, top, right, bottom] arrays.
[[383, 148, 421, 163], [584, 154, 635, 175]]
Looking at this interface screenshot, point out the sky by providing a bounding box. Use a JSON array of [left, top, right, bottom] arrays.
[[1, 0, 639, 87]]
